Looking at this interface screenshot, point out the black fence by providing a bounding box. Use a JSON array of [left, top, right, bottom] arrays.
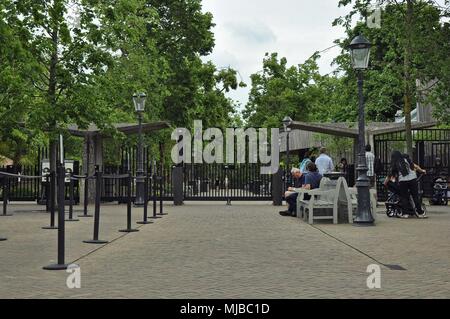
[[182, 163, 272, 201], [101, 164, 173, 202], [0, 165, 80, 203], [374, 129, 450, 201], [99, 163, 273, 202]]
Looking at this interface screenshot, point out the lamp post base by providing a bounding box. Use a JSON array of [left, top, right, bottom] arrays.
[[78, 214, 93, 218], [353, 219, 375, 226], [65, 218, 79, 222], [0, 237, 7, 241], [42, 226, 58, 230], [0, 214, 13, 217], [43, 263, 73, 271]]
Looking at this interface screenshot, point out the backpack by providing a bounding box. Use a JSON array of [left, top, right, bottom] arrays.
[[299, 158, 312, 173]]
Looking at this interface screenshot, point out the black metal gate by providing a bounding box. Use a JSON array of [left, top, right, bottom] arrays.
[[182, 163, 272, 201], [374, 129, 450, 200]]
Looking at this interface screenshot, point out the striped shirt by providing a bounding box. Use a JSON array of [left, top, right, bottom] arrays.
[[366, 151, 375, 177]]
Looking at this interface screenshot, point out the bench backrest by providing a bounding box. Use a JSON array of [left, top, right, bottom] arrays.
[[318, 177, 337, 202]]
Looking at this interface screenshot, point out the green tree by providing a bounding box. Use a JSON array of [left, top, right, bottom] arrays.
[[0, 0, 116, 172], [335, 0, 450, 156], [243, 52, 322, 128]]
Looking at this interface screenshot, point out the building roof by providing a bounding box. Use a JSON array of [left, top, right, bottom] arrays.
[[289, 121, 438, 139], [67, 121, 171, 137]]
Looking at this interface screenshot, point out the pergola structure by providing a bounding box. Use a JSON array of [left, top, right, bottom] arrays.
[[68, 121, 171, 202], [280, 120, 437, 152]]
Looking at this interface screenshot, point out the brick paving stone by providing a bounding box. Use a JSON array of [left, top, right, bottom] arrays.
[[0, 201, 449, 298]]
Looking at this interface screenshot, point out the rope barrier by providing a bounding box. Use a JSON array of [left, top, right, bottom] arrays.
[[102, 174, 131, 180], [0, 171, 49, 179], [71, 174, 95, 180]]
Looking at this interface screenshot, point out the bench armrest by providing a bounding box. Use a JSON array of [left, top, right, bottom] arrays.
[[306, 189, 335, 196]]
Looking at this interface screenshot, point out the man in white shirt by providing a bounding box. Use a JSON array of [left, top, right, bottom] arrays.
[[365, 144, 375, 187], [315, 147, 334, 175]]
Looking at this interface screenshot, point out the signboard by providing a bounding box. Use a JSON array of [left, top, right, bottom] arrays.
[[41, 159, 75, 183], [41, 159, 50, 182], [64, 160, 74, 183]]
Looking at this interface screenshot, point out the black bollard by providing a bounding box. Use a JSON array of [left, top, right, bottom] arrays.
[[78, 175, 93, 218], [157, 173, 167, 216], [149, 173, 161, 219], [137, 175, 153, 225], [45, 174, 50, 212], [84, 172, 108, 244], [1, 177, 12, 217], [66, 174, 79, 222], [42, 171, 57, 229], [119, 172, 139, 232], [43, 164, 72, 270]]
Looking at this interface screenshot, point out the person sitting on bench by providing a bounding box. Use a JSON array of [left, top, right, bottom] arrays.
[[279, 163, 322, 217], [279, 168, 305, 217]]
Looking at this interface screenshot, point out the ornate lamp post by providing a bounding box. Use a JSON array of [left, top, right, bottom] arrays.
[[133, 93, 146, 206], [282, 116, 293, 185], [349, 35, 374, 226]]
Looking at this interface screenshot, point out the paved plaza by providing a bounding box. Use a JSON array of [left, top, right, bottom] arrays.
[[0, 201, 449, 299]]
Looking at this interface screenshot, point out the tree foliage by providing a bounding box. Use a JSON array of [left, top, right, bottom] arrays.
[[0, 0, 242, 165]]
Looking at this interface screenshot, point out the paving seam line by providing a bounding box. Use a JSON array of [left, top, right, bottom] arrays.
[[308, 224, 406, 271], [70, 224, 146, 264]]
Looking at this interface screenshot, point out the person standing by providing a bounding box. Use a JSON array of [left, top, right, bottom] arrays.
[[365, 144, 375, 188], [315, 147, 334, 175], [299, 151, 312, 174], [388, 151, 427, 218]]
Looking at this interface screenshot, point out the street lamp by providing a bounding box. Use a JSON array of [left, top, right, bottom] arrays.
[[133, 92, 146, 206], [282, 116, 293, 185], [349, 34, 374, 226]]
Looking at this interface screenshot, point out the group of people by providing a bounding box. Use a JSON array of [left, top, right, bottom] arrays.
[[279, 147, 335, 217], [278, 144, 427, 219]]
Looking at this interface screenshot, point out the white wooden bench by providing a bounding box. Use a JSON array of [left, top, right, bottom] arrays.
[[294, 177, 339, 224]]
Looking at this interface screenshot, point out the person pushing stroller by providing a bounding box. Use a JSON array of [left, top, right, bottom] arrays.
[[384, 151, 427, 219]]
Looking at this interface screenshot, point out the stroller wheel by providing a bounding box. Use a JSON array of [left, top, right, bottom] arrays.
[[386, 206, 397, 218], [421, 204, 427, 215]]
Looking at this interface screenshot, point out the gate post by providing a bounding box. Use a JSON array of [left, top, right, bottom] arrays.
[[272, 168, 283, 206], [172, 165, 184, 206]]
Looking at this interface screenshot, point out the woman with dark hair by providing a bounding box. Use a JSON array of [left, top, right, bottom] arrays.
[[337, 158, 348, 174], [388, 151, 427, 218]]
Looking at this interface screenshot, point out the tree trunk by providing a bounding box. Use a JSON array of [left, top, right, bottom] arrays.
[[48, 10, 59, 209], [404, 0, 414, 158]]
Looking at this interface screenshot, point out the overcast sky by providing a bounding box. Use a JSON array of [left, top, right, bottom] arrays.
[[201, 0, 353, 109]]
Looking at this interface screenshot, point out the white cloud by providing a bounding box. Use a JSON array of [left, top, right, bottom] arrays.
[[201, 0, 352, 109]]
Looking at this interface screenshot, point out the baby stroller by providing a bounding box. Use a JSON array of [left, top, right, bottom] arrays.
[[385, 174, 427, 218], [429, 176, 448, 206]]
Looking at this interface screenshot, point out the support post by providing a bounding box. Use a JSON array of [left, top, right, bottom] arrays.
[[1, 177, 12, 216], [119, 172, 139, 232], [272, 168, 283, 206], [42, 171, 57, 229], [172, 165, 183, 206], [43, 164, 71, 270], [83, 171, 108, 244]]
